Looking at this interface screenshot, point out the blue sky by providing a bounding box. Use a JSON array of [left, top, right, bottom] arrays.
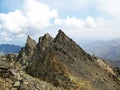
[[0, 0, 24, 13], [0, 0, 120, 45]]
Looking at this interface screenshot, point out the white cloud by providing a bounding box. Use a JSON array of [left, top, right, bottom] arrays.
[[23, 0, 58, 29], [95, 17, 110, 29], [64, 16, 84, 28], [0, 24, 2, 29], [16, 33, 26, 38], [0, 10, 27, 34], [53, 15, 119, 41], [85, 16, 96, 28], [0, 0, 58, 42], [0, 32, 12, 41], [95, 0, 120, 31], [0, 32, 7, 36], [54, 16, 96, 29], [96, 0, 120, 18], [54, 18, 63, 25], [0, 0, 120, 45], [54, 17, 83, 28]]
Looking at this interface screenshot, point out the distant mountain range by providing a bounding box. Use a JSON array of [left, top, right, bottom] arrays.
[[82, 39, 120, 67], [0, 44, 22, 55], [1, 39, 120, 68]]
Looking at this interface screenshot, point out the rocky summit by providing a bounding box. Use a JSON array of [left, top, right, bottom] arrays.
[[0, 30, 120, 90]]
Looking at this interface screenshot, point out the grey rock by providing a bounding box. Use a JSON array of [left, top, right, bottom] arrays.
[[0, 30, 120, 90], [14, 81, 20, 87]]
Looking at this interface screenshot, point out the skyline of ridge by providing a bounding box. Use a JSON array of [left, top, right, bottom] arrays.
[[0, 0, 120, 45]]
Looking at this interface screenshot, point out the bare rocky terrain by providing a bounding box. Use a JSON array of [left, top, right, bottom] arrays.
[[0, 30, 120, 90]]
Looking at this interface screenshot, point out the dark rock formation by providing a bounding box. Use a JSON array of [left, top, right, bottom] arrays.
[[0, 30, 120, 90], [25, 30, 120, 90], [0, 54, 17, 63], [17, 35, 37, 68], [0, 59, 10, 78]]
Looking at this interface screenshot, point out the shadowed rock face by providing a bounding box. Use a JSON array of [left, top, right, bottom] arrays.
[[0, 30, 120, 90]]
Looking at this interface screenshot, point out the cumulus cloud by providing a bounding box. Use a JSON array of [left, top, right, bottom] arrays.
[[0, 0, 120, 45], [0, 0, 58, 42], [64, 17, 84, 28], [85, 16, 96, 28], [0, 32, 12, 41], [54, 16, 96, 28], [54, 18, 63, 25], [23, 0, 58, 29], [0, 10, 27, 34], [53, 15, 118, 41]]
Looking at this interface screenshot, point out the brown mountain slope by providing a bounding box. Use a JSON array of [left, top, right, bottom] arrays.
[[25, 30, 120, 90], [0, 30, 119, 90]]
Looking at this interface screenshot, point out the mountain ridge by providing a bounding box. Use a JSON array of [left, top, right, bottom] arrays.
[[0, 30, 119, 90], [0, 44, 22, 55], [25, 30, 120, 90], [82, 40, 120, 67]]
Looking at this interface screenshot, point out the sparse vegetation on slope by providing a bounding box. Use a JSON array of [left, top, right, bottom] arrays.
[[0, 30, 120, 90]]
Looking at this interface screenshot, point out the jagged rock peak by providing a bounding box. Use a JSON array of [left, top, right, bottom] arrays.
[[54, 29, 70, 42], [44, 33, 51, 39], [37, 33, 53, 52], [58, 29, 65, 35], [38, 33, 53, 43], [0, 30, 119, 90], [26, 35, 36, 49], [17, 35, 36, 63], [56, 29, 66, 37]]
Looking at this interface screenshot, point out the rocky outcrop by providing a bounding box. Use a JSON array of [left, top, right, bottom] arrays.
[[0, 68, 64, 90], [0, 59, 10, 78], [36, 33, 53, 52], [0, 53, 64, 90], [25, 30, 120, 90], [0, 30, 120, 90], [17, 35, 36, 68]]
